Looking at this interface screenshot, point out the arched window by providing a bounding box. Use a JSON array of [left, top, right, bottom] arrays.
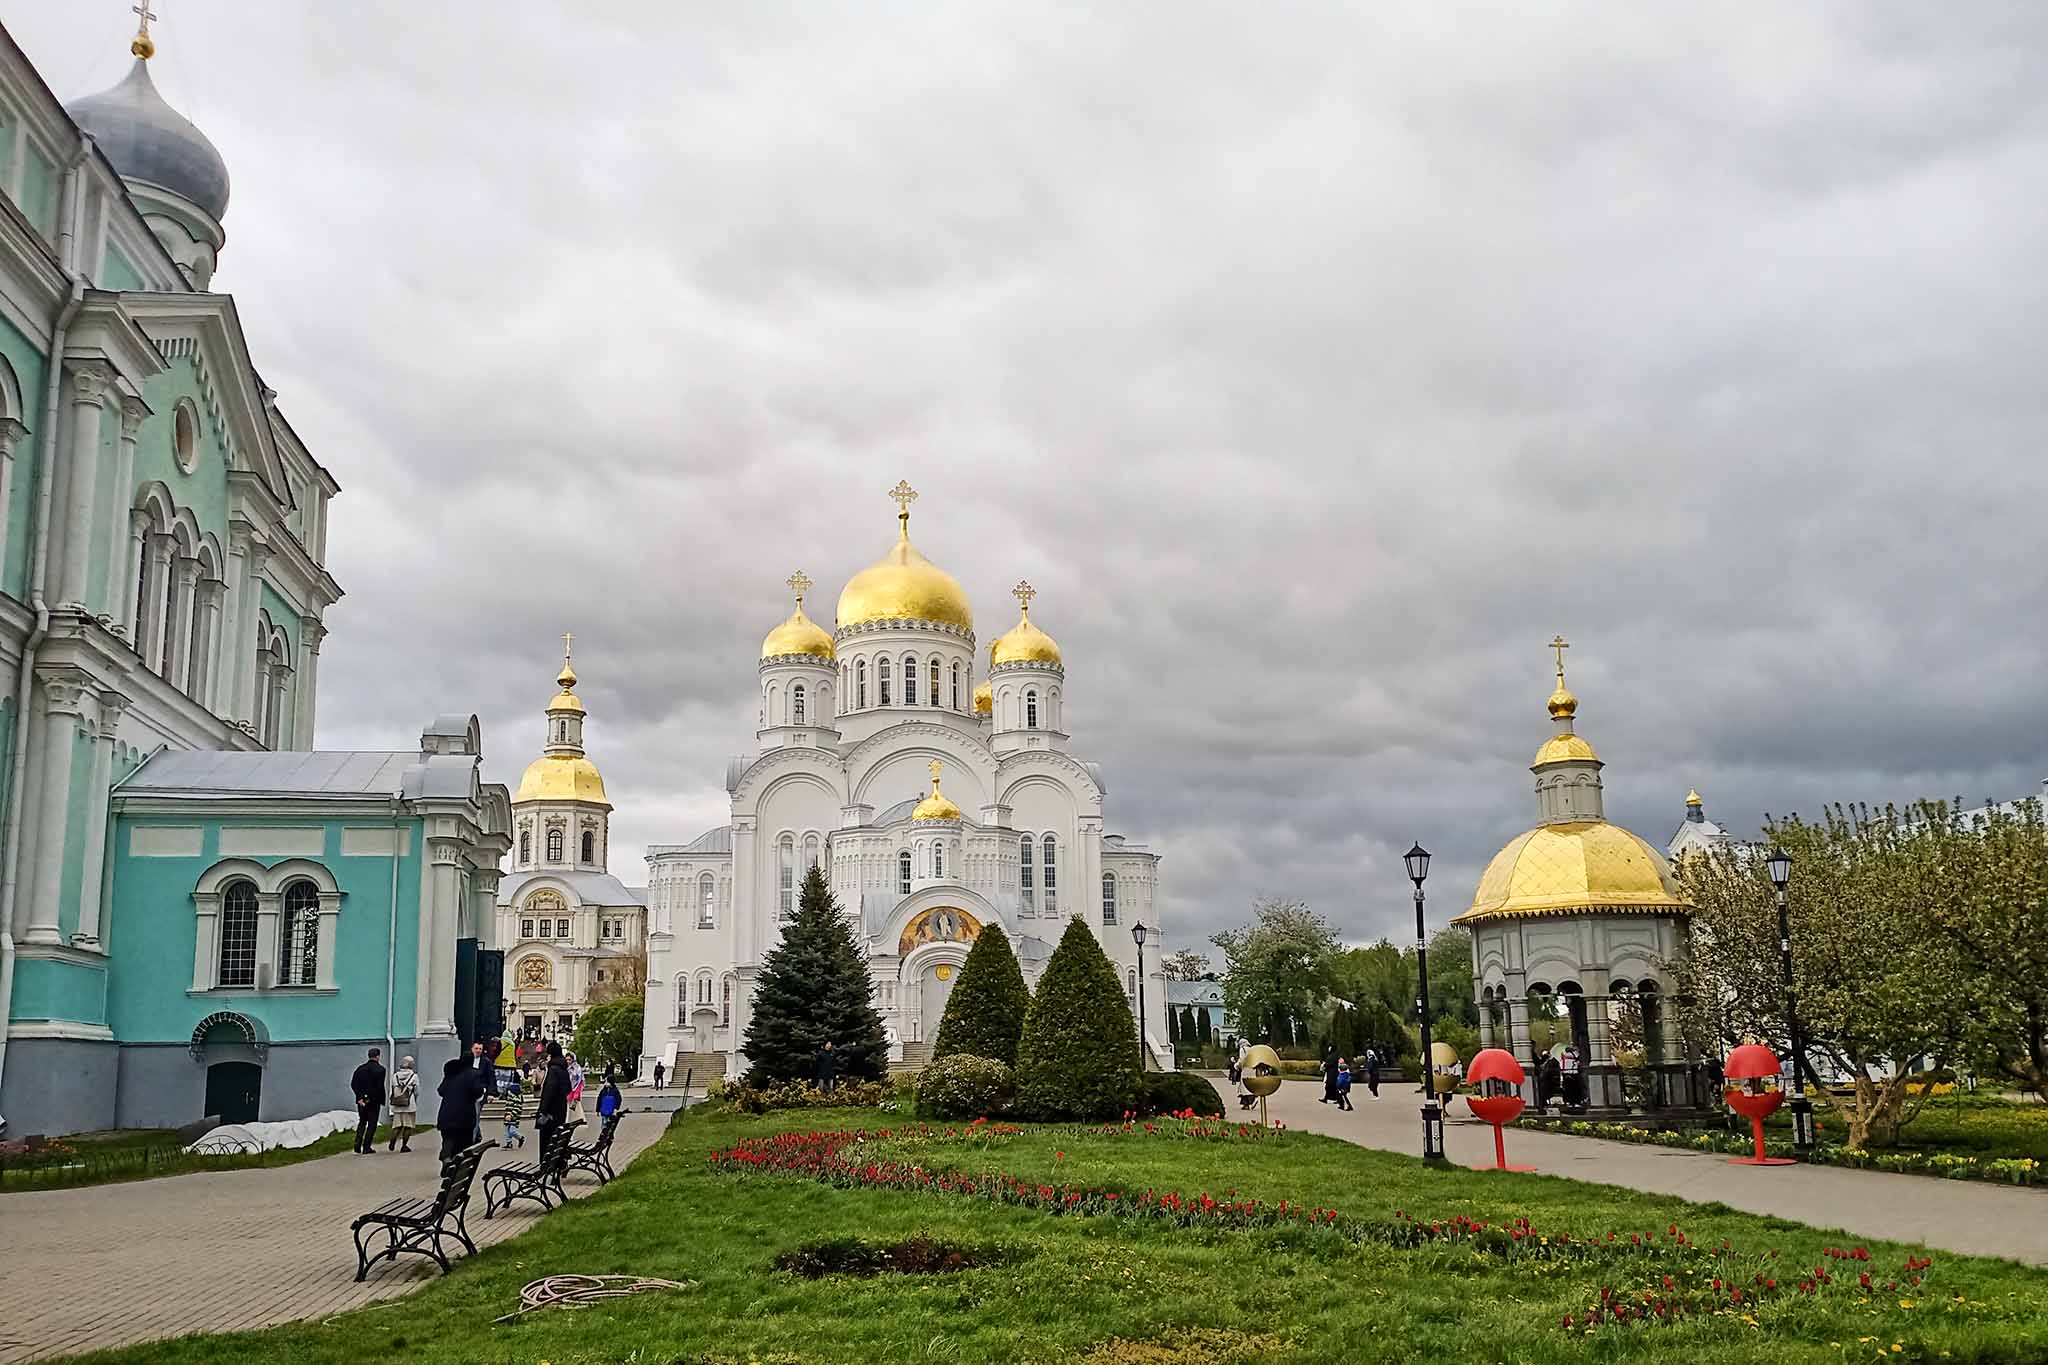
[[878, 657, 892, 705], [1042, 835, 1057, 913], [792, 683, 806, 725], [580, 829, 595, 863], [518, 830, 531, 863], [1127, 967, 1137, 1000], [929, 657, 940, 706], [898, 849, 912, 894], [721, 974, 733, 1027], [804, 834, 822, 877], [1101, 873, 1117, 926], [698, 873, 716, 928], [1026, 689, 1039, 729], [675, 974, 688, 1025], [902, 655, 918, 705], [282, 879, 321, 985], [856, 659, 867, 708], [1020, 835, 1034, 905], [779, 835, 796, 919], [698, 973, 714, 1006], [217, 880, 258, 987], [546, 828, 564, 862], [934, 842, 945, 879], [950, 661, 961, 710]]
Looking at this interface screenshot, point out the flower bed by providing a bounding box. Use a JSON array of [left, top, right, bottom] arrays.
[[1516, 1117, 2044, 1186]]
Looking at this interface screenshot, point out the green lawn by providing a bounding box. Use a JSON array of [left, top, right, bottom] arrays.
[[66, 1105, 2048, 1365], [0, 1124, 380, 1193]]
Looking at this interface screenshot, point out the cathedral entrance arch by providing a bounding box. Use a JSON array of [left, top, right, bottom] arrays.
[[904, 943, 970, 1043]]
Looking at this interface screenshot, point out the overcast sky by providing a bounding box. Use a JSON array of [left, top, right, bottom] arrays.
[[14, 4, 2047, 956]]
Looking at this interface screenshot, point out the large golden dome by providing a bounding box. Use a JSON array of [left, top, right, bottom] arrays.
[[514, 755, 611, 806], [761, 570, 835, 661], [1453, 821, 1687, 924], [990, 580, 1061, 666], [835, 482, 973, 633]]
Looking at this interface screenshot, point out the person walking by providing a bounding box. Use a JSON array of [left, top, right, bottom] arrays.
[[813, 1039, 838, 1094], [596, 1073, 622, 1123], [1319, 1046, 1340, 1105], [386, 1055, 420, 1152], [1365, 1048, 1381, 1098], [468, 1039, 499, 1144], [537, 1041, 571, 1147], [1334, 1057, 1355, 1111], [652, 1059, 666, 1091], [349, 1047, 386, 1154], [497, 1066, 527, 1149], [565, 1051, 587, 1123], [435, 1056, 485, 1165]]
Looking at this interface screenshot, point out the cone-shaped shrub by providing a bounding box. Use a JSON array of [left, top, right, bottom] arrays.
[[933, 923, 1031, 1067], [1015, 916, 1142, 1120], [742, 866, 888, 1084]]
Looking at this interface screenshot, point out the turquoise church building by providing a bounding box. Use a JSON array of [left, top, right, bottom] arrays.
[[0, 21, 511, 1137]]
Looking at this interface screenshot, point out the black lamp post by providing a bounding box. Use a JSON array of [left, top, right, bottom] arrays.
[[1131, 922, 1149, 1072], [1405, 843, 1447, 1164], [1765, 847, 1816, 1155]]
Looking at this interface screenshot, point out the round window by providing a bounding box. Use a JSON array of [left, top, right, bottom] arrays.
[[172, 401, 198, 474]]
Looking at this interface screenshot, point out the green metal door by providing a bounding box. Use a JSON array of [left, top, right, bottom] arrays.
[[204, 1061, 262, 1124]]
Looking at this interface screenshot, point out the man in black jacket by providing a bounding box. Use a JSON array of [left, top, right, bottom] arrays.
[[349, 1048, 386, 1154], [537, 1041, 571, 1136], [468, 1039, 499, 1143], [435, 1056, 485, 1165]]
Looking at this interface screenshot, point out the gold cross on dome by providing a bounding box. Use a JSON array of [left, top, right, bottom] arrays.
[[786, 570, 812, 605], [1011, 580, 1036, 614], [131, 2, 158, 58], [887, 480, 919, 523], [1549, 634, 1569, 682], [562, 630, 574, 662], [929, 758, 943, 783]]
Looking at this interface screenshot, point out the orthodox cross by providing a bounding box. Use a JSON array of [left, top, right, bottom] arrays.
[[1011, 580, 1036, 615], [1549, 634, 1569, 683], [928, 758, 944, 791], [786, 570, 812, 606], [561, 631, 574, 664], [887, 479, 919, 526], [131, 2, 158, 58]]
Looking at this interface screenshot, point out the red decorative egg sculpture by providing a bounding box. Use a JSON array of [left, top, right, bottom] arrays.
[[1723, 1043, 1794, 1166], [1464, 1047, 1535, 1172]]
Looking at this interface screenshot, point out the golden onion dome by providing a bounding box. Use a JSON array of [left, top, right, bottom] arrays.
[[547, 658, 584, 714], [989, 579, 1061, 666], [1452, 821, 1688, 925], [835, 482, 973, 633], [972, 679, 992, 715], [911, 759, 962, 822], [1547, 684, 1578, 720], [1532, 732, 1600, 767], [761, 570, 835, 661], [1685, 788, 1704, 808], [513, 755, 610, 806]]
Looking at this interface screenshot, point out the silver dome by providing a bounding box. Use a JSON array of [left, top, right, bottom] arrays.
[[66, 60, 229, 221]]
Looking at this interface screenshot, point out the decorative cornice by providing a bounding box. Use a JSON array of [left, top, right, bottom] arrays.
[[154, 335, 240, 485], [833, 618, 976, 647], [990, 659, 1064, 678], [759, 653, 838, 668]]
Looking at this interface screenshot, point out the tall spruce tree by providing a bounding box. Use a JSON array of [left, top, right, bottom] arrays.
[[1015, 916, 1142, 1120], [933, 923, 1031, 1066], [742, 866, 888, 1084]]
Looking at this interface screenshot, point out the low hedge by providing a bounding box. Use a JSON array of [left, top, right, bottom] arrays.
[[916, 1054, 1016, 1120], [1138, 1071, 1224, 1118], [1518, 1117, 2045, 1187], [709, 1077, 892, 1114]]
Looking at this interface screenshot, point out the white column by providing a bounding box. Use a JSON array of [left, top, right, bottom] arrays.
[[119, 510, 149, 646], [73, 690, 130, 947], [421, 836, 464, 1037], [294, 614, 324, 749], [191, 888, 221, 991], [104, 397, 145, 634], [314, 889, 342, 990], [234, 540, 273, 729], [254, 889, 282, 989], [265, 662, 289, 748], [0, 416, 28, 580], [220, 524, 253, 723], [170, 556, 200, 690], [194, 579, 225, 711], [56, 364, 113, 613], [142, 534, 173, 674], [23, 670, 94, 945]]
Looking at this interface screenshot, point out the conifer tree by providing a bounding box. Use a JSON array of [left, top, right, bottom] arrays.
[[1015, 916, 1142, 1120], [742, 866, 888, 1084], [1196, 1006, 1213, 1047], [933, 922, 1031, 1066]]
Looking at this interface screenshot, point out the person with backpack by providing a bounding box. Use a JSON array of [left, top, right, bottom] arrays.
[[386, 1055, 420, 1152], [1334, 1057, 1355, 1111], [596, 1073, 622, 1122]]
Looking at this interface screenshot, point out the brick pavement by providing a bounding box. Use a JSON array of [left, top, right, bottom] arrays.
[[0, 1111, 668, 1364]]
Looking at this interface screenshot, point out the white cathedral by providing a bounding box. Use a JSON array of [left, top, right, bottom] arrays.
[[639, 483, 1163, 1079]]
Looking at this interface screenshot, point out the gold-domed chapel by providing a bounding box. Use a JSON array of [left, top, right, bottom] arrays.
[[1454, 638, 1696, 1114]]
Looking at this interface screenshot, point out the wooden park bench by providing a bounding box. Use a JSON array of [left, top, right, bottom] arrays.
[[349, 1139, 494, 1281], [481, 1118, 581, 1219], [566, 1110, 622, 1185]]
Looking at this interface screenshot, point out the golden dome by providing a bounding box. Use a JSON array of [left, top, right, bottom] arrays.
[[972, 679, 992, 714], [912, 759, 962, 822], [1453, 821, 1689, 924], [1532, 732, 1600, 766], [1686, 788, 1703, 808], [1547, 684, 1577, 720], [761, 570, 835, 661], [835, 481, 973, 633], [547, 654, 584, 714], [990, 579, 1061, 666], [513, 755, 610, 806]]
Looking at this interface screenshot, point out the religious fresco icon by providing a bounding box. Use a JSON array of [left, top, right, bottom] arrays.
[[898, 906, 983, 956]]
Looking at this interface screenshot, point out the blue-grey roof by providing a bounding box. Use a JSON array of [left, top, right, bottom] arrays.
[[682, 825, 733, 855], [1166, 980, 1225, 1007], [624, 885, 649, 906], [498, 869, 641, 908], [67, 60, 230, 219], [120, 749, 416, 797]]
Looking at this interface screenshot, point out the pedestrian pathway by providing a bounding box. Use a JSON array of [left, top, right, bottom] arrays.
[[0, 1111, 667, 1364], [1222, 1077, 2048, 1267]]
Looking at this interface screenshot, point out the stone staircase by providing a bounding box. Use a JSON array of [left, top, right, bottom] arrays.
[[891, 1041, 933, 1072], [665, 1051, 729, 1090]]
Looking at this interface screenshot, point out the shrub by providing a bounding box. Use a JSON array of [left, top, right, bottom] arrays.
[[570, 998, 644, 1077], [1015, 917, 1143, 1121], [915, 1054, 1017, 1120], [1138, 1070, 1224, 1118], [934, 924, 1031, 1067], [722, 1079, 892, 1114]]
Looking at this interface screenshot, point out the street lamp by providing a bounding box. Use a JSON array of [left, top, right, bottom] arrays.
[[1765, 847, 1816, 1155], [1405, 843, 1447, 1165], [1131, 922, 1149, 1072]]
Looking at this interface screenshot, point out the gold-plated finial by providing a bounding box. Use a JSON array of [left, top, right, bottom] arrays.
[[1011, 580, 1037, 615], [786, 570, 813, 606], [929, 757, 944, 787], [556, 632, 577, 690], [912, 756, 962, 821], [1549, 634, 1569, 684], [131, 2, 157, 59], [887, 479, 919, 532], [1545, 634, 1578, 720], [1685, 788, 1703, 808]]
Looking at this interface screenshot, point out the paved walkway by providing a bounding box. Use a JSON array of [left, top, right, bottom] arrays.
[[1223, 1077, 2048, 1267], [0, 1111, 667, 1364]]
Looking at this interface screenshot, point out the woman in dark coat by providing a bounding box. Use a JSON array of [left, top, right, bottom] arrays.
[[537, 1041, 571, 1136], [435, 1056, 485, 1164]]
